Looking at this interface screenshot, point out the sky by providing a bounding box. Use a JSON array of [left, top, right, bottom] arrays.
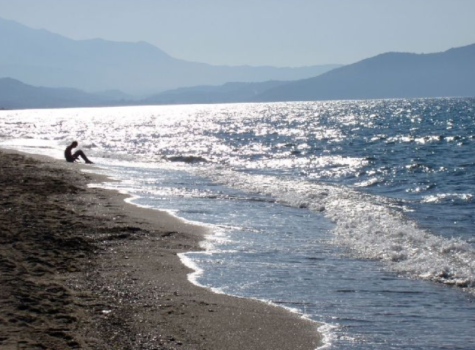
[[1, 0, 475, 67]]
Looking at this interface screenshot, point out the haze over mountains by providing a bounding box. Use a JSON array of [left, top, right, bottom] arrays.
[[256, 44, 475, 102], [0, 77, 119, 109], [134, 44, 475, 105], [0, 17, 339, 95], [143, 81, 289, 105], [0, 16, 474, 110]]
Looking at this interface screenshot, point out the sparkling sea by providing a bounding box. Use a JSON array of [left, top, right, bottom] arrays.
[[1, 98, 475, 349]]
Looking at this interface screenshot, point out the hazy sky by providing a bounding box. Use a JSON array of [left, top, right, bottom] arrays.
[[1, 0, 475, 67]]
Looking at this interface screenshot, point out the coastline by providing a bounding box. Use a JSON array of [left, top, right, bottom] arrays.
[[0, 149, 322, 350]]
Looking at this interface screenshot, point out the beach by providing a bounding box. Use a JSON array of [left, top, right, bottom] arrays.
[[1, 98, 474, 349], [0, 149, 322, 350]]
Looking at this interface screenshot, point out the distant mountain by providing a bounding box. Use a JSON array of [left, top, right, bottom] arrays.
[[143, 81, 288, 105], [0, 78, 120, 109], [255, 44, 475, 102], [93, 89, 136, 101], [3, 41, 474, 110], [0, 17, 341, 95]]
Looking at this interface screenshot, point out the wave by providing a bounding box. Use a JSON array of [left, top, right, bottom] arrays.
[[353, 177, 382, 187], [386, 134, 464, 145], [197, 166, 475, 292], [422, 193, 473, 204]]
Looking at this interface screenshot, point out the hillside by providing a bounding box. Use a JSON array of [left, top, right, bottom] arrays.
[[0, 78, 118, 109], [0, 17, 340, 95], [143, 81, 288, 105], [255, 44, 475, 102]]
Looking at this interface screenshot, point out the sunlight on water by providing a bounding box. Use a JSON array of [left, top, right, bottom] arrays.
[[1, 98, 475, 349]]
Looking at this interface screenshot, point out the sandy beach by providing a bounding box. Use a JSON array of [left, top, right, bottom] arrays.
[[0, 149, 322, 350]]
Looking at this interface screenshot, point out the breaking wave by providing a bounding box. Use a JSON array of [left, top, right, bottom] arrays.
[[197, 166, 475, 291]]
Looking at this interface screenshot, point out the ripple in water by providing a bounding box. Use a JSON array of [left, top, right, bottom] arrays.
[[1, 98, 475, 349]]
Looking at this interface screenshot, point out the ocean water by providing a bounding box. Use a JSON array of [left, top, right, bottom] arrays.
[[1, 98, 474, 349]]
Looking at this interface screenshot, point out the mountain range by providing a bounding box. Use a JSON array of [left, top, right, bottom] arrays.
[[141, 43, 475, 104], [0, 77, 119, 109], [0, 17, 339, 95], [143, 81, 288, 105], [256, 43, 475, 102], [0, 15, 474, 110]]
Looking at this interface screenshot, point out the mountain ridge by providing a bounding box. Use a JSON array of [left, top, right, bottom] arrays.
[[1, 15, 473, 108], [0, 17, 340, 95], [143, 81, 289, 105], [254, 43, 475, 102], [0, 77, 118, 109]]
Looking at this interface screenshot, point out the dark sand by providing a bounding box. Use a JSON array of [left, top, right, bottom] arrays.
[[0, 150, 322, 350]]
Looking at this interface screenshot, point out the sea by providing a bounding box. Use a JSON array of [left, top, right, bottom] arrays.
[[1, 98, 474, 350]]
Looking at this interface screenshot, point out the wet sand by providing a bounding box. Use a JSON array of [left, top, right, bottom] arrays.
[[0, 149, 322, 350]]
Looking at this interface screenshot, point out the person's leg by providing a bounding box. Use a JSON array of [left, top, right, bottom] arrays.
[[72, 150, 94, 164]]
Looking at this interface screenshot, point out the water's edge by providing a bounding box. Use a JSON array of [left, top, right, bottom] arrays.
[[2, 146, 331, 349]]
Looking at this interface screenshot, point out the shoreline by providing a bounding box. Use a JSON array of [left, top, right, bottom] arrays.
[[0, 149, 322, 350]]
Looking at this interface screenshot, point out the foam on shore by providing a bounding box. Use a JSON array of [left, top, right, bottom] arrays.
[[0, 147, 324, 350]]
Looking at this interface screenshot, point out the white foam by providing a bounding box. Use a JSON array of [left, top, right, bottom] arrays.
[[422, 193, 473, 204], [177, 254, 334, 350], [196, 166, 475, 292], [317, 323, 339, 350], [177, 252, 207, 288], [353, 177, 381, 187], [236, 296, 333, 349]]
